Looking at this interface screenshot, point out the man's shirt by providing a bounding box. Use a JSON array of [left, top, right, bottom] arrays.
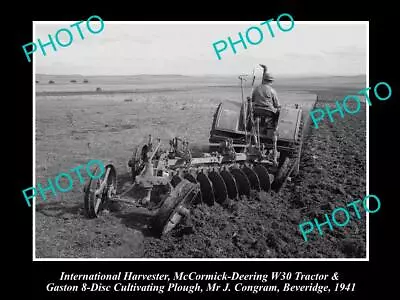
[[251, 84, 280, 109]]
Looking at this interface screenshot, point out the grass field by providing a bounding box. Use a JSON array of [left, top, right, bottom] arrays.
[[34, 74, 366, 258]]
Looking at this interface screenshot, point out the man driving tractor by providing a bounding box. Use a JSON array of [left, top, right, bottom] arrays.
[[251, 64, 281, 166]]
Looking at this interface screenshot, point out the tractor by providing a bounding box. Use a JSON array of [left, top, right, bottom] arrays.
[[209, 70, 306, 191]]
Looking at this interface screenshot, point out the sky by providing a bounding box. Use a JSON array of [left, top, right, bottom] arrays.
[[34, 22, 367, 77]]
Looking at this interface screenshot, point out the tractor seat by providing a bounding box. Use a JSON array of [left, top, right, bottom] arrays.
[[253, 105, 279, 129], [253, 105, 278, 117]]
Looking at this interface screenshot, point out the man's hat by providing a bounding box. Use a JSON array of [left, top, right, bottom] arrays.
[[263, 73, 274, 82]]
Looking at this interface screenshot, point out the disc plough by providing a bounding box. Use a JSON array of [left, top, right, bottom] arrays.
[[83, 133, 298, 237]]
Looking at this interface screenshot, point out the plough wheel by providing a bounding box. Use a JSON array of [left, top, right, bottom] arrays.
[[84, 164, 117, 218], [151, 179, 200, 237], [129, 142, 149, 182]]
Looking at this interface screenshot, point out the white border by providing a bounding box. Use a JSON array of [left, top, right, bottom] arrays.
[[366, 21, 370, 262], [33, 22, 37, 260], [33, 21, 369, 262]]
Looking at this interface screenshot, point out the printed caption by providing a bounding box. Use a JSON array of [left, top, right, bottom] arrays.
[[46, 271, 356, 294]]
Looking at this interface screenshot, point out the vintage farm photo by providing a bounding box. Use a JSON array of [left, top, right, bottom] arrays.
[[34, 22, 367, 258]]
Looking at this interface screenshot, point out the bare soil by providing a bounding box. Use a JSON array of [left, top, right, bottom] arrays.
[[143, 100, 367, 258], [34, 75, 366, 258]]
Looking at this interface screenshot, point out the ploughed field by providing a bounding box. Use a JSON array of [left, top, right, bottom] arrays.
[[35, 74, 366, 258]]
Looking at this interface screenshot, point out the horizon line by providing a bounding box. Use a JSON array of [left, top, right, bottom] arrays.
[[35, 73, 366, 78]]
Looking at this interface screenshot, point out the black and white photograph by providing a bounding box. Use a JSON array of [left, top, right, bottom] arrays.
[[33, 21, 368, 259]]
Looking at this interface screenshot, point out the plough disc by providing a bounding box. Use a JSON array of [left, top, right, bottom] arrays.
[[242, 165, 261, 191], [253, 164, 271, 192], [170, 174, 184, 188], [208, 169, 228, 204], [229, 167, 251, 197], [186, 164, 275, 203], [196, 171, 215, 206], [220, 167, 239, 200]]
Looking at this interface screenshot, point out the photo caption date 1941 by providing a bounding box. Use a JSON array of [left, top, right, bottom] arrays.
[[334, 283, 356, 292]]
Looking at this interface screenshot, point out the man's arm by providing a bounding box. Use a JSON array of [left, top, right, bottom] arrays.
[[272, 88, 280, 109]]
